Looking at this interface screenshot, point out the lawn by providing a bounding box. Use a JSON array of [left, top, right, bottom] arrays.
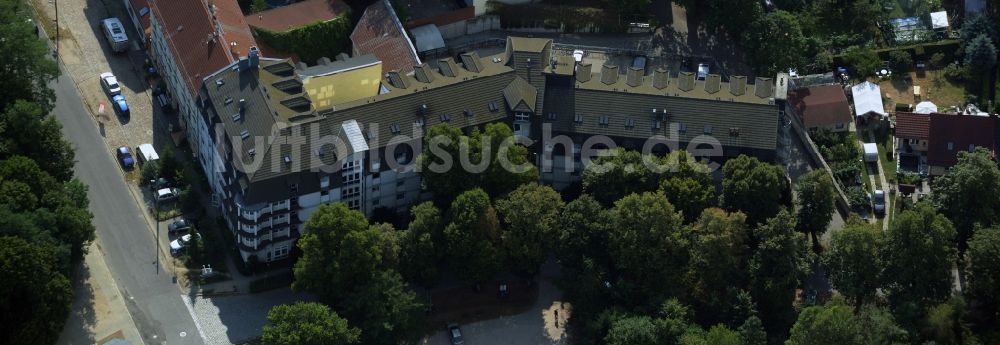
[[880, 71, 966, 111]]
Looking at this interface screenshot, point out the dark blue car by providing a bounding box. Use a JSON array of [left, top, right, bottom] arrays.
[[113, 94, 129, 116], [116, 146, 135, 170]]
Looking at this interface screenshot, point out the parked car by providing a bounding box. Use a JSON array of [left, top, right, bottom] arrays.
[[100, 72, 121, 96], [873, 189, 886, 215], [155, 187, 181, 203], [167, 219, 191, 234], [116, 146, 135, 170], [151, 177, 173, 190], [447, 323, 464, 345], [169, 232, 200, 256], [112, 94, 129, 117]]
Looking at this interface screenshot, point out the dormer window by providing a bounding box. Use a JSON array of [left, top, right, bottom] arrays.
[[240, 129, 250, 140], [390, 123, 401, 134]]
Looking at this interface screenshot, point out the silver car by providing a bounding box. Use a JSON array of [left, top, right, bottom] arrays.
[[100, 72, 121, 96], [873, 189, 886, 215]]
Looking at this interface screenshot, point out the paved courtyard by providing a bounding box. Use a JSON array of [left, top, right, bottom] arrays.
[[182, 288, 313, 345]]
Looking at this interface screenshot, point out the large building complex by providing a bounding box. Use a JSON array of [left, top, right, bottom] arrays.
[[184, 37, 780, 263]]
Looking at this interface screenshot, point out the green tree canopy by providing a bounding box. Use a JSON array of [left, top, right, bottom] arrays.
[[842, 46, 882, 77], [787, 303, 907, 345], [582, 148, 662, 205], [686, 208, 749, 324], [659, 171, 716, 224], [0, 236, 72, 345], [967, 226, 1000, 322], [342, 270, 423, 345], [444, 188, 502, 284], [496, 183, 563, 277], [932, 148, 1000, 252], [964, 34, 998, 73], [961, 14, 998, 41], [293, 203, 392, 305], [743, 10, 808, 76], [480, 122, 537, 196], [882, 203, 958, 321], [608, 192, 687, 307], [398, 202, 444, 287], [823, 216, 883, 309], [721, 155, 789, 226], [604, 315, 660, 345], [0, 0, 59, 111], [795, 169, 835, 247], [749, 209, 810, 335], [0, 101, 75, 181], [261, 302, 360, 345]]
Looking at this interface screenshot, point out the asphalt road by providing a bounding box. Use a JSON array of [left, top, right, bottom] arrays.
[[51, 68, 206, 345]]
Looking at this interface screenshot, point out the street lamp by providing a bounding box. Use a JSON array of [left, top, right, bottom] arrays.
[[151, 179, 159, 274], [54, 0, 58, 56]]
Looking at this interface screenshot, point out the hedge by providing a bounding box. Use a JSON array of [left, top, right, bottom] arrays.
[[251, 13, 352, 65]]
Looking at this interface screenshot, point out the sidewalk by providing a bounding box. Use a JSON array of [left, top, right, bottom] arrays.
[[57, 241, 145, 345]]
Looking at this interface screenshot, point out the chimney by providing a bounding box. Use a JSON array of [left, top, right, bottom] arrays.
[[335, 52, 350, 61], [652, 68, 668, 89], [600, 64, 619, 85], [317, 57, 332, 65], [575, 62, 592, 82], [626, 67, 643, 87]]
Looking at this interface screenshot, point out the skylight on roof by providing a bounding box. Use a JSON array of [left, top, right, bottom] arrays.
[[240, 129, 250, 140]]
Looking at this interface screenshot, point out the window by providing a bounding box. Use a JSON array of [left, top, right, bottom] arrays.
[[624, 118, 635, 128], [488, 101, 499, 112], [515, 113, 530, 122], [547, 112, 557, 120], [729, 128, 741, 137], [598, 116, 609, 126], [289, 183, 298, 192], [678, 123, 687, 133], [464, 109, 473, 117], [232, 112, 242, 122], [390, 123, 401, 134], [574, 114, 584, 123], [439, 113, 450, 122], [513, 123, 522, 132], [414, 118, 425, 127], [396, 193, 405, 200], [969, 144, 975, 152], [372, 198, 381, 206], [703, 125, 713, 135], [947, 142, 954, 150], [240, 129, 249, 140], [652, 121, 661, 130], [835, 123, 845, 129]]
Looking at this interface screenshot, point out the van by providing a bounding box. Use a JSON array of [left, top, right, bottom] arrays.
[[101, 18, 129, 53], [136, 143, 159, 165]]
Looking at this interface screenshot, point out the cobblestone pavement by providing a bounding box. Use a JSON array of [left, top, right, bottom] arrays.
[[35, 0, 171, 155], [182, 288, 314, 345]]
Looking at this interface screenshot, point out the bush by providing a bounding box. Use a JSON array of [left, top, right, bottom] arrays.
[[929, 52, 946, 68], [140, 160, 161, 185], [896, 172, 921, 185], [889, 50, 913, 71], [846, 186, 869, 209], [943, 62, 966, 81]]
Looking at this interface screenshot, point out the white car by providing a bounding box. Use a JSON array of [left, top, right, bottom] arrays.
[[170, 233, 200, 256], [156, 187, 181, 202], [100, 72, 121, 96]]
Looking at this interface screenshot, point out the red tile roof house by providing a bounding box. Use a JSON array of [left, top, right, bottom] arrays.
[[787, 85, 853, 132], [350, 0, 421, 74], [147, 0, 258, 192], [895, 112, 997, 176]]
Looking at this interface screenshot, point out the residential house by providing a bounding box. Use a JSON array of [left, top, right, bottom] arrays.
[[787, 85, 853, 132], [895, 112, 996, 176]]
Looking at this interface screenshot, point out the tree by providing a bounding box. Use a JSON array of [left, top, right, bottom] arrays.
[[140, 159, 161, 184], [680, 324, 743, 345], [0, 236, 72, 345], [742, 10, 808, 76], [721, 155, 789, 226], [0, 2, 59, 111], [398, 202, 444, 287], [923, 297, 978, 345], [480, 122, 537, 197], [932, 145, 1000, 255], [888, 50, 913, 72], [261, 302, 360, 345], [795, 169, 835, 247], [738, 315, 767, 345], [554, 194, 610, 270], [293, 203, 390, 305], [342, 270, 423, 345], [686, 208, 749, 325], [748, 210, 810, 335], [964, 34, 997, 73], [787, 303, 906, 345], [961, 14, 998, 42], [967, 226, 1000, 322], [882, 203, 958, 325], [842, 46, 882, 77], [929, 52, 946, 68], [0, 101, 75, 181], [158, 146, 179, 180], [419, 124, 478, 202], [444, 188, 502, 284], [823, 216, 882, 309], [604, 315, 660, 345], [608, 192, 687, 307], [582, 148, 662, 205], [496, 183, 564, 277], [660, 175, 716, 224]]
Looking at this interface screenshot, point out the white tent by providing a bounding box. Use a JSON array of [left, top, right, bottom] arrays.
[[930, 11, 949, 29], [851, 81, 886, 117], [410, 24, 445, 53], [915, 101, 938, 114]]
